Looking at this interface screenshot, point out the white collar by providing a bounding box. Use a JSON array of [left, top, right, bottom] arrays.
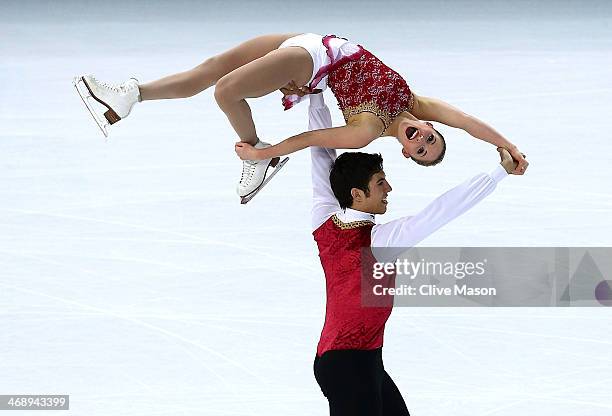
[[336, 208, 376, 224]]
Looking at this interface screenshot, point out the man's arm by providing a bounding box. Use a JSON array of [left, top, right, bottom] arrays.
[[371, 163, 509, 260], [308, 94, 341, 231]]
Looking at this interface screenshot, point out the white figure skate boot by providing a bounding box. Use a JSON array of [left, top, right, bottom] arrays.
[[73, 74, 140, 137], [237, 140, 289, 204]]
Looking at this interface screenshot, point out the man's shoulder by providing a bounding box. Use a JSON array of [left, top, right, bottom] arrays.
[[314, 213, 374, 238]]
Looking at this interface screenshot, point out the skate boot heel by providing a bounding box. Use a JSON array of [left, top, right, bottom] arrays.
[[104, 109, 121, 124], [270, 157, 280, 167]]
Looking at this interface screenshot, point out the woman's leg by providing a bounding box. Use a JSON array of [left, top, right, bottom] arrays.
[[139, 33, 301, 101], [213, 47, 313, 144]]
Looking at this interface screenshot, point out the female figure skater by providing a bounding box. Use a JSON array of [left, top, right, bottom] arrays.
[[75, 33, 528, 199]]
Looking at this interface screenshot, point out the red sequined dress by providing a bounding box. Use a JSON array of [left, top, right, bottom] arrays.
[[283, 35, 414, 135]]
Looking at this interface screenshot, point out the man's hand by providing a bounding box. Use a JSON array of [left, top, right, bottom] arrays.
[[279, 80, 322, 97], [498, 147, 519, 174], [506, 146, 528, 175], [235, 142, 263, 161]]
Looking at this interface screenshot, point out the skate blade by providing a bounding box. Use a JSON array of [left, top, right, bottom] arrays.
[[240, 157, 289, 205], [72, 76, 109, 138], [78, 76, 121, 125]]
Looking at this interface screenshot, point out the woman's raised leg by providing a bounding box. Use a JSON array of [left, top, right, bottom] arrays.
[[213, 47, 313, 144], [139, 33, 300, 101]]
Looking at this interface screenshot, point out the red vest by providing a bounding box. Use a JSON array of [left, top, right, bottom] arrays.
[[313, 215, 394, 356]]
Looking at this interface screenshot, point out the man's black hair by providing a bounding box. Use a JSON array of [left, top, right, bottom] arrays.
[[330, 152, 384, 209]]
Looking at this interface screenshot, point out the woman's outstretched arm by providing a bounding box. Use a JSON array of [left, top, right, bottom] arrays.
[[412, 95, 528, 174], [235, 121, 381, 161]]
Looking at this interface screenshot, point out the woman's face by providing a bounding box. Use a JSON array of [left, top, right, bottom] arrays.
[[398, 120, 444, 163]]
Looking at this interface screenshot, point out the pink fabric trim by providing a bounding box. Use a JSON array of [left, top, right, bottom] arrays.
[[310, 35, 364, 91], [281, 35, 365, 111], [282, 97, 294, 110]]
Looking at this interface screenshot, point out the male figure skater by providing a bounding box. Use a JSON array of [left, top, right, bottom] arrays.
[[307, 92, 518, 415]]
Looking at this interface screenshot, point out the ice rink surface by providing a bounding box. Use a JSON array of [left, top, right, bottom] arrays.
[[1, 0, 612, 414]]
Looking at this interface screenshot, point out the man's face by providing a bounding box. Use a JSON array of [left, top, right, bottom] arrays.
[[360, 171, 392, 214]]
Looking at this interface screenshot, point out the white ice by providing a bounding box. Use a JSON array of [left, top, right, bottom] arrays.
[[1, 0, 612, 415]]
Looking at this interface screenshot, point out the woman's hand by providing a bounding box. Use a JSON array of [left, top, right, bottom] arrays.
[[235, 142, 264, 161], [506, 145, 529, 175]]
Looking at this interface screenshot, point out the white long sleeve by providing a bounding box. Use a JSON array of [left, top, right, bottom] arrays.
[[309, 94, 341, 231], [371, 165, 507, 261]]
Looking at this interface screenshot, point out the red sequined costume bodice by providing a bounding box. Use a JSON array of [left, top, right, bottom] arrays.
[[328, 47, 414, 134], [282, 35, 414, 135]]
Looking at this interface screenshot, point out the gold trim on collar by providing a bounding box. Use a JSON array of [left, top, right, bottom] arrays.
[[331, 214, 374, 230]]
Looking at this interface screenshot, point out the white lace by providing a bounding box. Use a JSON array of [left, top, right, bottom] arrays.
[[92, 76, 138, 94], [239, 160, 257, 186], [124, 78, 139, 92], [91, 76, 121, 93]]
